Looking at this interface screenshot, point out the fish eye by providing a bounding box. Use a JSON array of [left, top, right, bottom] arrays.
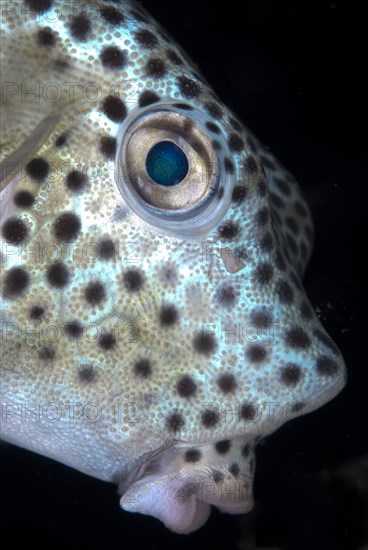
[[115, 101, 235, 239], [145, 141, 189, 187]]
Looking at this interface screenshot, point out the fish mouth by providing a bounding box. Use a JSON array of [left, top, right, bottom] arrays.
[[116, 437, 256, 534]]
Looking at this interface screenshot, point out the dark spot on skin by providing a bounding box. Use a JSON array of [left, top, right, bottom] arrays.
[[193, 332, 217, 356], [256, 207, 268, 226], [271, 193, 285, 209], [64, 320, 83, 339], [100, 46, 127, 70], [135, 29, 158, 49], [53, 212, 81, 242], [284, 326, 311, 349], [295, 200, 308, 217], [217, 285, 236, 307], [260, 232, 273, 252], [146, 58, 167, 78], [217, 373, 237, 393], [250, 309, 273, 329], [286, 217, 299, 234], [159, 304, 178, 326], [139, 90, 160, 107], [176, 483, 199, 499], [316, 355, 339, 376], [96, 238, 116, 261], [101, 95, 127, 122], [275, 251, 287, 271], [286, 234, 298, 256], [280, 363, 302, 386], [30, 306, 45, 320], [100, 5, 124, 25], [228, 133, 244, 152], [46, 261, 70, 288], [122, 269, 144, 292], [99, 136, 117, 159], [202, 408, 220, 428], [134, 358, 152, 378], [257, 179, 267, 197], [166, 49, 183, 65], [218, 221, 239, 241], [205, 102, 223, 119], [14, 190, 35, 209], [229, 464, 240, 477], [166, 412, 185, 432], [85, 281, 106, 305], [98, 332, 116, 350], [177, 76, 201, 98], [276, 280, 294, 304], [2, 217, 28, 244], [232, 185, 247, 203], [254, 263, 273, 285], [66, 170, 88, 193], [25, 157, 49, 182], [274, 177, 291, 196], [39, 346, 55, 361], [53, 59, 69, 72], [37, 27, 55, 47], [241, 443, 250, 458], [291, 402, 305, 412], [240, 402, 257, 421], [184, 449, 201, 462], [215, 440, 231, 454], [224, 157, 234, 173], [314, 328, 339, 356], [245, 156, 258, 174], [2, 267, 29, 299], [70, 13, 91, 41], [229, 117, 242, 132], [177, 375, 197, 398], [246, 344, 267, 363], [78, 365, 98, 383], [206, 122, 220, 134], [24, 0, 53, 13], [212, 140, 221, 151], [55, 133, 68, 148], [213, 470, 224, 483]]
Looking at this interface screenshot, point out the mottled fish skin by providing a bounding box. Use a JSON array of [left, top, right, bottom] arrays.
[[0, 0, 347, 534]]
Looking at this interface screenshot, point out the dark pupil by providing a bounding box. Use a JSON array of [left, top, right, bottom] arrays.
[[146, 141, 189, 186]]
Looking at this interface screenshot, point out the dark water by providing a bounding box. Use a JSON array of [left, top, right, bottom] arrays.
[[1, 1, 365, 548]]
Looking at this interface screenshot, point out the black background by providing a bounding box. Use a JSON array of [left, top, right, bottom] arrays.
[[1, 1, 365, 548]]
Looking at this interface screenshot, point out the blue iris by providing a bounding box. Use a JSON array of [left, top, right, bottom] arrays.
[[146, 141, 189, 186]]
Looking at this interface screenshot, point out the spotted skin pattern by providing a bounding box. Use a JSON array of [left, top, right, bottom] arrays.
[[0, 0, 347, 533]]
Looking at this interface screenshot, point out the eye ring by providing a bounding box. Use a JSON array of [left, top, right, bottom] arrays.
[[115, 100, 235, 239]]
